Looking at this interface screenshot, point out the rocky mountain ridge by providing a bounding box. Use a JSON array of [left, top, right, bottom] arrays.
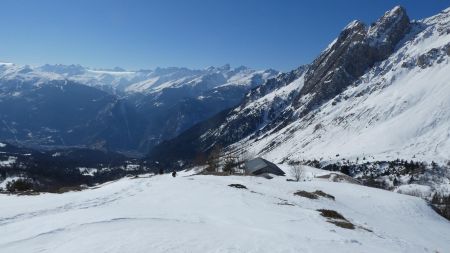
[[149, 6, 450, 165]]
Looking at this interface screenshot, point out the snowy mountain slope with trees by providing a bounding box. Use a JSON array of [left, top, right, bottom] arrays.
[[0, 168, 449, 253], [150, 6, 450, 164], [241, 6, 450, 163]]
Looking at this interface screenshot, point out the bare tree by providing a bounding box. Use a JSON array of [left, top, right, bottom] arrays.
[[290, 165, 305, 182]]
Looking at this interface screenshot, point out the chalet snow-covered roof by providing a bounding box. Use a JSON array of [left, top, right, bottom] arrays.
[[244, 158, 285, 176]]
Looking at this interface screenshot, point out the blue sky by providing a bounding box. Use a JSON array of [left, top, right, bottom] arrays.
[[0, 0, 449, 71]]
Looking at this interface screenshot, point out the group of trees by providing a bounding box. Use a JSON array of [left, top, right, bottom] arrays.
[[0, 150, 150, 193], [195, 144, 252, 175], [4, 179, 34, 193]]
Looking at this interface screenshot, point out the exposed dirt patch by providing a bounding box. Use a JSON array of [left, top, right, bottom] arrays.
[[294, 190, 335, 200], [328, 220, 355, 229], [313, 190, 335, 200], [317, 209, 355, 230], [317, 209, 346, 220], [228, 184, 247, 189], [294, 190, 318, 199]]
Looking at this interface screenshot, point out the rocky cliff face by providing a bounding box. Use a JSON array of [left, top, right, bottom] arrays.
[[296, 6, 410, 113]]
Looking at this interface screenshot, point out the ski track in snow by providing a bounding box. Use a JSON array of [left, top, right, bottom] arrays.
[[0, 180, 147, 226]]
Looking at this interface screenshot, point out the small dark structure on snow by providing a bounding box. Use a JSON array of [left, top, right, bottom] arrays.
[[244, 158, 285, 177]]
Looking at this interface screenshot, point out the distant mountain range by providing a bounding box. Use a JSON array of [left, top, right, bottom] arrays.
[[0, 63, 278, 153]]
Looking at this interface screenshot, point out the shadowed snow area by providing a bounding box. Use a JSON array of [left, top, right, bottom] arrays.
[[0, 167, 449, 253]]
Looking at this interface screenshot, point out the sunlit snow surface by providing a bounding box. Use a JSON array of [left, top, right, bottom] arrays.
[[0, 167, 449, 253]]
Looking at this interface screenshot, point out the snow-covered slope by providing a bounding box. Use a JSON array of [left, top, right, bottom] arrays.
[[153, 6, 450, 164], [242, 6, 450, 163], [0, 168, 449, 252]]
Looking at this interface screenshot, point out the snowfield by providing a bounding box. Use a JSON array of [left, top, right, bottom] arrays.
[[1, 168, 449, 253]]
